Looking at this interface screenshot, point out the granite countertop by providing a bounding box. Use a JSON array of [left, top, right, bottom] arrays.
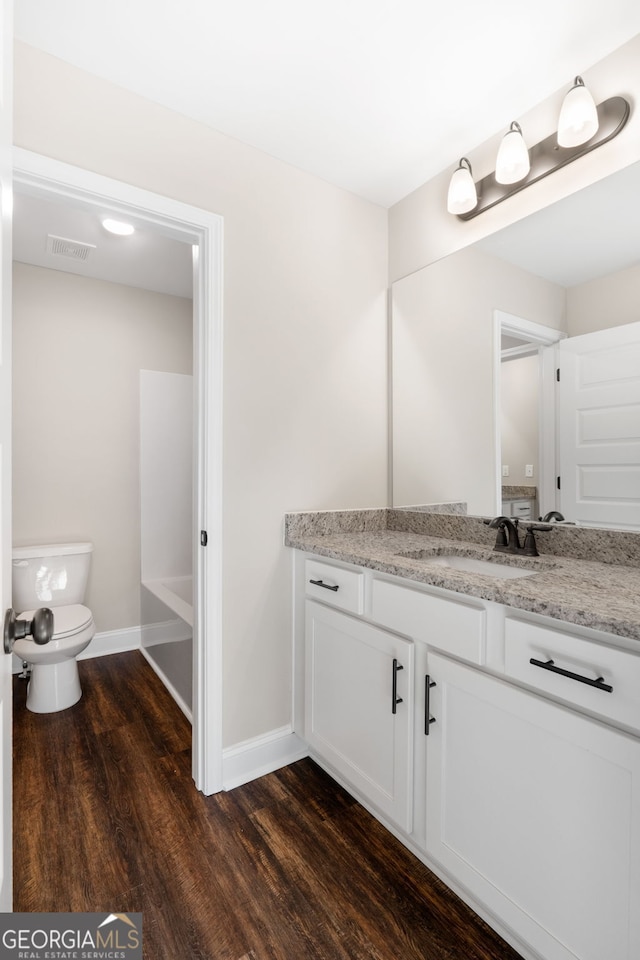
[[285, 509, 640, 642]]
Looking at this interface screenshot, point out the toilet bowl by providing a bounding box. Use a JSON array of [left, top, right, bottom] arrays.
[[13, 605, 95, 713], [12, 542, 95, 714]]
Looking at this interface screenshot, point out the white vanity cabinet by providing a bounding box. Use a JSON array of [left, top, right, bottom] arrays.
[[305, 599, 414, 832], [425, 650, 640, 960], [296, 551, 640, 960]]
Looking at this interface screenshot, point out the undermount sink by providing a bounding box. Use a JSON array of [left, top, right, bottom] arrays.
[[395, 550, 540, 580]]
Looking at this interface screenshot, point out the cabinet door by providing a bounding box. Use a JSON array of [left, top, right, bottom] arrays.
[[305, 600, 413, 832], [425, 652, 640, 960]]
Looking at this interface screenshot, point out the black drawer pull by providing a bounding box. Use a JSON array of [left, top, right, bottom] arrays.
[[392, 659, 403, 714], [425, 674, 436, 734], [529, 657, 613, 693], [309, 578, 339, 592]]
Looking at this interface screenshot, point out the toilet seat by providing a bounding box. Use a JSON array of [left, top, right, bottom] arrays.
[[18, 603, 93, 640]]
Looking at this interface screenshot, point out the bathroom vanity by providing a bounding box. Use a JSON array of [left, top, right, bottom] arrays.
[[286, 509, 640, 960]]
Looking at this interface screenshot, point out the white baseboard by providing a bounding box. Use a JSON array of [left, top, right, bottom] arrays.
[[222, 726, 308, 791], [78, 624, 142, 659]]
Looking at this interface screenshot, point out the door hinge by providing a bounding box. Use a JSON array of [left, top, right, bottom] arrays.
[[556, 367, 560, 382], [200, 530, 208, 547], [556, 476, 561, 490]]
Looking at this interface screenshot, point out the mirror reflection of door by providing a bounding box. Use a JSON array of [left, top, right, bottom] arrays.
[[557, 321, 640, 530]]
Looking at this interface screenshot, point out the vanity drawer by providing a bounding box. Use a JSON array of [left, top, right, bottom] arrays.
[[504, 618, 640, 732], [510, 499, 533, 519], [370, 578, 486, 664], [304, 558, 364, 614]]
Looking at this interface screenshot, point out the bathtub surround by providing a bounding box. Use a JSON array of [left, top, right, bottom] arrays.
[[140, 371, 193, 584], [139, 370, 194, 716]]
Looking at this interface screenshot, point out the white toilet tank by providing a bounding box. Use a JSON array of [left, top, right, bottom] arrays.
[[12, 542, 93, 612]]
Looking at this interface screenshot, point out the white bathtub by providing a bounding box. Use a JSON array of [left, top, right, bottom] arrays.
[[142, 576, 193, 627]]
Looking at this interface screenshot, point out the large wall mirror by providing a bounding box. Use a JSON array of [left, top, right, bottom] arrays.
[[391, 160, 640, 530]]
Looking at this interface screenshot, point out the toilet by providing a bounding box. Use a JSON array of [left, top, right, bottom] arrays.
[[12, 542, 95, 713]]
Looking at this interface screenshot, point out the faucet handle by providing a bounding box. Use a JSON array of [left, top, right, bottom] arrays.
[[522, 528, 539, 556], [483, 516, 509, 549], [521, 524, 553, 556]]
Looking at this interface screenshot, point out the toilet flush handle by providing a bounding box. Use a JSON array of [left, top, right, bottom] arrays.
[[3, 607, 54, 654]]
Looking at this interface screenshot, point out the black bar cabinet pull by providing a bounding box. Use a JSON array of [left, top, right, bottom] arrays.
[[529, 657, 613, 693], [425, 675, 436, 734], [309, 578, 339, 592], [392, 659, 404, 714]]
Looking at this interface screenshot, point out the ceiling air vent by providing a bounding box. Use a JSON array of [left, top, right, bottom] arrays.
[[46, 234, 96, 261]]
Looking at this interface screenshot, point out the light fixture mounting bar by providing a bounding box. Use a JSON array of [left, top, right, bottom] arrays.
[[457, 96, 630, 221]]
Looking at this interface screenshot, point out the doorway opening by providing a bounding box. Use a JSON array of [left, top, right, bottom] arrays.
[[493, 310, 565, 521], [12, 149, 224, 794]]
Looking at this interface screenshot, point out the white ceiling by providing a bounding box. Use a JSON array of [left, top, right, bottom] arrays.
[[13, 190, 194, 297], [14, 0, 640, 208]]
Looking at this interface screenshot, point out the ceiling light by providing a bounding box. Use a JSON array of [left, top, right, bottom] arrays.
[[495, 122, 530, 185], [557, 76, 599, 147], [447, 158, 478, 215], [102, 218, 135, 236]]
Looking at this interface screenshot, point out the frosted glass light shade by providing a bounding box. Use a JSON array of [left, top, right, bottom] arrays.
[[102, 218, 135, 236], [495, 122, 530, 185], [447, 158, 477, 215], [558, 76, 599, 147]]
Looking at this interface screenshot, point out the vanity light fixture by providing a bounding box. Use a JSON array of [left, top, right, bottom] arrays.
[[448, 81, 630, 221], [557, 76, 599, 147], [495, 122, 530, 184], [102, 218, 135, 236], [446, 157, 478, 215]]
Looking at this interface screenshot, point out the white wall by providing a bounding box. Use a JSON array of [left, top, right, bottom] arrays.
[[389, 34, 640, 283], [567, 262, 640, 337], [12, 262, 193, 631], [501, 355, 539, 486], [13, 41, 389, 748]]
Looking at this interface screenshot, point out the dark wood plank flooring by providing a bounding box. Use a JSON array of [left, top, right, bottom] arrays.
[[13, 651, 523, 960]]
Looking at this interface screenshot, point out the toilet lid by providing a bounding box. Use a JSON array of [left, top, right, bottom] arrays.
[[18, 604, 93, 640]]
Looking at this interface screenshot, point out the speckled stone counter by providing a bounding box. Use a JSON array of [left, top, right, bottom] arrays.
[[502, 485, 537, 500], [285, 509, 640, 642]]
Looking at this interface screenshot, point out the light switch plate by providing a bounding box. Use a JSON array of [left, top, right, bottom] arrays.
[[525, 464, 534, 477]]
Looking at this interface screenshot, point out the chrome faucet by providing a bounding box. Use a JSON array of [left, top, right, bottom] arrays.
[[485, 516, 551, 557]]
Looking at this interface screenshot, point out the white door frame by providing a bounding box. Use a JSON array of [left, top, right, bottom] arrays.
[[493, 310, 565, 518], [12, 148, 224, 795], [0, 0, 13, 910]]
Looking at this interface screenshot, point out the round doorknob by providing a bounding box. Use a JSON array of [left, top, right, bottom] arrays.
[[31, 608, 55, 645], [4, 607, 55, 654]]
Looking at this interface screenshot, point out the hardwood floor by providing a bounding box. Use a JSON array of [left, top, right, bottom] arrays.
[[13, 651, 523, 960]]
